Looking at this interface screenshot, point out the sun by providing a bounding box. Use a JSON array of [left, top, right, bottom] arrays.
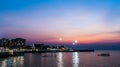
[[59, 37, 62, 41], [75, 40, 78, 43]]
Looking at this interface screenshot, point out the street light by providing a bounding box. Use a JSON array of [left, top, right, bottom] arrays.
[[73, 40, 78, 45], [72, 40, 78, 50], [72, 42, 75, 45]]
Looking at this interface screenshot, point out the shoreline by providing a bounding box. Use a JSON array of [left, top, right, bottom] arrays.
[[0, 49, 94, 58]]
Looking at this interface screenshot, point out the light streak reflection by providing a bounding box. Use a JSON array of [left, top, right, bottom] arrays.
[[72, 52, 79, 67], [57, 52, 64, 67], [0, 56, 24, 67]]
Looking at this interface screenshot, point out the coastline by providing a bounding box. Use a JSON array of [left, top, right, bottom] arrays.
[[0, 49, 94, 58]]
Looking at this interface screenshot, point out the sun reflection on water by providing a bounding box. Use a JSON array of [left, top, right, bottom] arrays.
[[72, 52, 79, 67], [57, 52, 64, 67]]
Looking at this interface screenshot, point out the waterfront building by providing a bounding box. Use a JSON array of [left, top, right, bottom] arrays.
[[0, 38, 10, 48], [10, 38, 26, 49]]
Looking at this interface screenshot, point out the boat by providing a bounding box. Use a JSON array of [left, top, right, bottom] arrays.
[[98, 53, 110, 56]]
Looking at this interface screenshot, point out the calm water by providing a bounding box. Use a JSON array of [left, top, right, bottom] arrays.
[[0, 50, 120, 67]]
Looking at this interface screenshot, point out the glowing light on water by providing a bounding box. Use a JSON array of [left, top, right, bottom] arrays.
[[57, 52, 64, 67], [72, 52, 79, 67], [1, 56, 24, 67]]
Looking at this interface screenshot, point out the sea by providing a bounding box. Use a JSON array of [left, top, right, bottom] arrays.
[[0, 50, 120, 67]]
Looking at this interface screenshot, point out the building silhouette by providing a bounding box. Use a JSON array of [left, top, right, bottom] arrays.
[[0, 38, 10, 48], [34, 43, 44, 49], [0, 38, 26, 49], [10, 38, 26, 49]]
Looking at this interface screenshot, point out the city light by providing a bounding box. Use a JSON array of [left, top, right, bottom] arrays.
[[72, 42, 75, 45]]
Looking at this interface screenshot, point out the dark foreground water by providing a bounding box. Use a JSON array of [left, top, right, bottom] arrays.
[[0, 50, 120, 67]]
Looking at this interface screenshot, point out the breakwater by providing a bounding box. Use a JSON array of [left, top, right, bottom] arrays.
[[0, 49, 94, 58]]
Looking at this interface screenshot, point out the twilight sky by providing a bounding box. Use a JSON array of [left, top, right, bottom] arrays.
[[0, 0, 120, 44]]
